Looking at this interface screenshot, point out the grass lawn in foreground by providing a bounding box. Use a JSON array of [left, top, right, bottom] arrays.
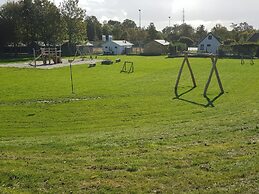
[[0, 56, 259, 193]]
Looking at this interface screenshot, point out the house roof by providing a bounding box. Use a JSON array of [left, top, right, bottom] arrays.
[[86, 42, 94, 46], [197, 32, 222, 45], [154, 39, 170, 46], [112, 40, 134, 46], [248, 33, 259, 42]]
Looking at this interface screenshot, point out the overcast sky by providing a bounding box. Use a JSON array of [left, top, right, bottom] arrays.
[[1, 0, 259, 30]]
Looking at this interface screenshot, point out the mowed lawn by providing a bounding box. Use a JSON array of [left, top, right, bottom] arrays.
[[0, 56, 259, 193]]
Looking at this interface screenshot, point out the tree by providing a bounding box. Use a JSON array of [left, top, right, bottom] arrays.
[[147, 22, 158, 41], [211, 24, 231, 41], [195, 25, 207, 43], [231, 22, 256, 42], [60, 0, 86, 44], [178, 36, 194, 47], [86, 16, 102, 41], [178, 23, 195, 39], [223, 39, 236, 45], [19, 0, 36, 44], [102, 22, 112, 36], [232, 43, 258, 57], [162, 24, 195, 42], [0, 2, 22, 47], [33, 0, 66, 45], [106, 20, 122, 39], [120, 31, 129, 40], [122, 19, 137, 29]]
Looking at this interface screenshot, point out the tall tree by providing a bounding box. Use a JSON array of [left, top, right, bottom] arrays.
[[122, 19, 137, 29], [34, 0, 66, 45], [211, 24, 231, 41], [60, 0, 86, 44], [231, 22, 256, 42], [147, 22, 158, 41], [107, 20, 122, 39], [86, 16, 102, 41], [195, 25, 207, 43], [0, 2, 22, 47], [178, 23, 195, 39], [102, 22, 112, 36], [162, 26, 173, 41]]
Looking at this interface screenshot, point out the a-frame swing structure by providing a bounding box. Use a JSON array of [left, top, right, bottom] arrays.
[[174, 54, 197, 97], [174, 53, 224, 106]]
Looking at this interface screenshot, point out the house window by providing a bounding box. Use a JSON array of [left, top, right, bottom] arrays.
[[200, 44, 204, 50], [208, 35, 212, 40], [207, 44, 211, 47], [115, 46, 117, 49], [105, 46, 108, 48]]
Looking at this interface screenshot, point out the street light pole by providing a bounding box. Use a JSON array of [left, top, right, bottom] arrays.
[[169, 16, 171, 27], [139, 9, 141, 29]]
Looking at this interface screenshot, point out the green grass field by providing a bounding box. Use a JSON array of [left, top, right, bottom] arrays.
[[0, 56, 259, 193]]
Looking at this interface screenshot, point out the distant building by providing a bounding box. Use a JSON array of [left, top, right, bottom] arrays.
[[247, 32, 259, 42], [247, 32, 259, 57], [197, 33, 221, 54], [143, 40, 170, 55], [102, 36, 133, 55]]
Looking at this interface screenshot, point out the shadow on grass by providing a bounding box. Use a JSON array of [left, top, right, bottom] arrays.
[[203, 92, 224, 107], [174, 87, 224, 108]]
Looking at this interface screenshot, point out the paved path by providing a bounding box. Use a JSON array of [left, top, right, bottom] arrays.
[[0, 59, 103, 69]]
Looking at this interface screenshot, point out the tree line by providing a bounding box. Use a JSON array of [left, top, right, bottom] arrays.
[[0, 0, 258, 50]]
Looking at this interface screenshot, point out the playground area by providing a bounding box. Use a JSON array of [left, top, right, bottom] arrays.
[[0, 58, 102, 69], [0, 55, 259, 193], [0, 45, 102, 69]]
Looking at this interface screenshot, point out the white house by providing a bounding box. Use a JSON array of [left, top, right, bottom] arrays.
[[102, 40, 134, 55], [198, 33, 221, 54]]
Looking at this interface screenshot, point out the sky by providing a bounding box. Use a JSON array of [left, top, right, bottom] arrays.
[[1, 0, 259, 31]]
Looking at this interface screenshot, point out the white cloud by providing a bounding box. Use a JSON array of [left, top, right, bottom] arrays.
[[1, 0, 259, 30]]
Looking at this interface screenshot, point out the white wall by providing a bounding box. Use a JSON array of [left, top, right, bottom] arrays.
[[102, 42, 127, 55], [198, 34, 221, 54]]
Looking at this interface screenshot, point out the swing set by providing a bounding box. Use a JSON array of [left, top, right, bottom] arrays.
[[174, 53, 224, 107], [71, 45, 90, 62]]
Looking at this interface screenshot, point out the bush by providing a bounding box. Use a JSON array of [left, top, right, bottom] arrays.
[[168, 42, 187, 55], [223, 39, 236, 45], [218, 45, 233, 57], [232, 43, 258, 57]]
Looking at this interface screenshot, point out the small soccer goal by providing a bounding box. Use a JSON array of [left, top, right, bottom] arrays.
[[120, 61, 134, 73]]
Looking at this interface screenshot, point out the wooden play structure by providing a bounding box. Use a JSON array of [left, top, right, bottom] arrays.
[[174, 53, 224, 106], [30, 47, 62, 67], [120, 61, 134, 73]]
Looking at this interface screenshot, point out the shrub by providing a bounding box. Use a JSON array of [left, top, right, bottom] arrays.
[[168, 42, 187, 55], [232, 43, 258, 57], [224, 39, 236, 45]]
